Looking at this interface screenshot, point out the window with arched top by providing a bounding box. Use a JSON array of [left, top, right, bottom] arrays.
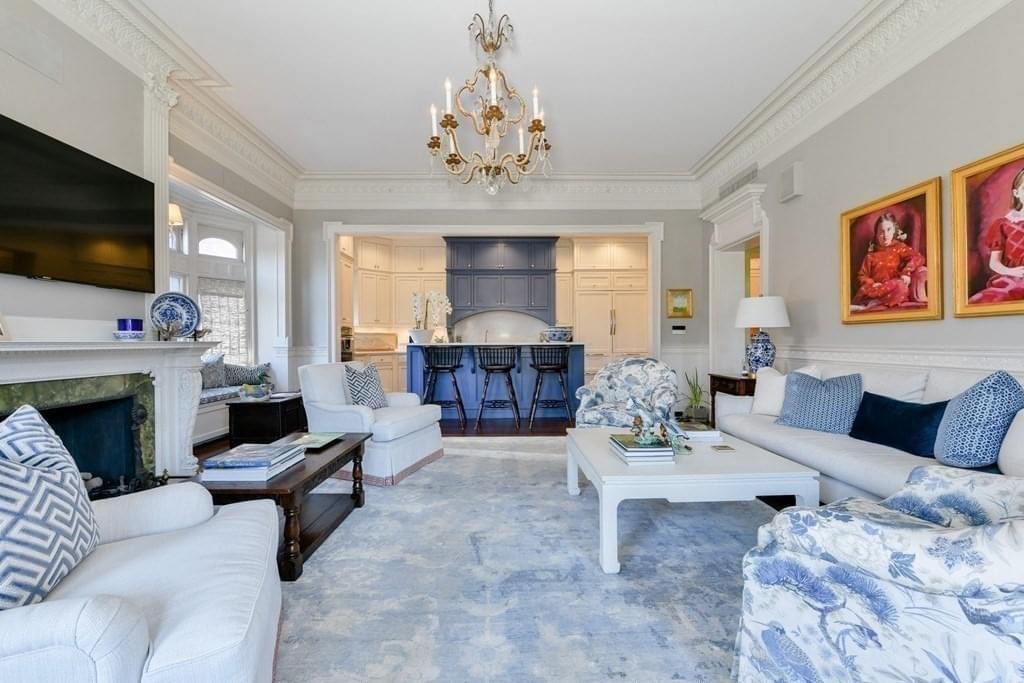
[[197, 237, 239, 259]]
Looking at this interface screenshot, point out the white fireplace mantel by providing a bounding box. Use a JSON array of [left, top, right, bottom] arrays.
[[0, 341, 214, 477]]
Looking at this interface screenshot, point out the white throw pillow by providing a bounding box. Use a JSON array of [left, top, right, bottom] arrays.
[[998, 410, 1024, 476], [751, 365, 822, 417]]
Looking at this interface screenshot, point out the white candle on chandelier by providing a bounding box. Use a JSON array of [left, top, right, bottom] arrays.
[[449, 134, 456, 154], [489, 68, 497, 106], [518, 126, 525, 155], [532, 87, 539, 119], [444, 78, 452, 114], [538, 108, 545, 123], [430, 105, 438, 137]]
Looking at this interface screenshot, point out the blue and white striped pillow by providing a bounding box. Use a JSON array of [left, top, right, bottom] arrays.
[[0, 406, 99, 609], [935, 371, 1024, 469], [776, 372, 863, 434]]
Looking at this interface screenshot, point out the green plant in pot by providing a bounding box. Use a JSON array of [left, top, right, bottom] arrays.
[[682, 369, 708, 422]]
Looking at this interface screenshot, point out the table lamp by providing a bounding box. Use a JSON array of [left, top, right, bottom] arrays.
[[734, 296, 790, 373]]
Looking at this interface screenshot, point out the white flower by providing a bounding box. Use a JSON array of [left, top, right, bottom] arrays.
[[411, 292, 425, 328], [425, 291, 452, 329]]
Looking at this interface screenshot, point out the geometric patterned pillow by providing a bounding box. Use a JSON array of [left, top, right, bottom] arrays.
[[935, 371, 1024, 469], [0, 407, 99, 609], [200, 353, 226, 389], [224, 362, 271, 387], [345, 363, 388, 409], [776, 372, 864, 434]]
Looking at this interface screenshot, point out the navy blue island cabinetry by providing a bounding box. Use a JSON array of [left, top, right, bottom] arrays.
[[444, 237, 556, 324], [406, 343, 585, 421]]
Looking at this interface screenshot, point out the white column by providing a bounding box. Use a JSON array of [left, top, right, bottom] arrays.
[[143, 73, 179, 296]]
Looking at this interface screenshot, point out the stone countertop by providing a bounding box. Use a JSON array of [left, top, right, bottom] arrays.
[[405, 342, 583, 347]]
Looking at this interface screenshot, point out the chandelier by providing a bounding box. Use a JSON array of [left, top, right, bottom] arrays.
[[427, 0, 551, 195]]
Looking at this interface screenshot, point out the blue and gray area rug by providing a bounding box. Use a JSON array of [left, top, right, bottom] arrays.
[[276, 436, 775, 682]]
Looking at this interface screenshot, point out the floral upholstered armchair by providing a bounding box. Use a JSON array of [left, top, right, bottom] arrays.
[[734, 466, 1024, 682], [575, 357, 679, 428]]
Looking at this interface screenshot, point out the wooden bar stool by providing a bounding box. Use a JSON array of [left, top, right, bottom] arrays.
[[423, 346, 467, 430], [474, 345, 521, 431], [527, 345, 573, 429]]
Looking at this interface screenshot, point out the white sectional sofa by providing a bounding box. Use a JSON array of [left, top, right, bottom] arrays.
[[716, 363, 1024, 504], [0, 483, 281, 683]]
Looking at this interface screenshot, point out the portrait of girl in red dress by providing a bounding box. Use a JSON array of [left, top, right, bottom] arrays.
[[954, 143, 1024, 317], [841, 178, 942, 324]]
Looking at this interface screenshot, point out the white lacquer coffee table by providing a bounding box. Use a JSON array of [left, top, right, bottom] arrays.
[[566, 427, 820, 573]]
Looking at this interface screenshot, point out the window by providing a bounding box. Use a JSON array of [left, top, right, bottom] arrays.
[[169, 272, 188, 294], [198, 237, 240, 259], [198, 277, 249, 364]]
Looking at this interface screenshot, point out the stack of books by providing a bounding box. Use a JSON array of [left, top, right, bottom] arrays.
[[201, 443, 306, 482], [609, 434, 675, 465]]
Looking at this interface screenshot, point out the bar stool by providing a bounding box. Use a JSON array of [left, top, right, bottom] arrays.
[[423, 346, 467, 430], [474, 345, 521, 431], [527, 345, 573, 429]]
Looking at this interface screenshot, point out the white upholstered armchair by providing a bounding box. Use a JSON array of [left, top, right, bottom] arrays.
[[298, 362, 443, 485]]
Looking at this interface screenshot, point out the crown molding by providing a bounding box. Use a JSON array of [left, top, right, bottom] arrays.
[[293, 172, 701, 211], [169, 81, 302, 208], [692, 0, 1014, 203]]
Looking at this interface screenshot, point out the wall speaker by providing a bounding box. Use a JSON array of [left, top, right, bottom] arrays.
[[778, 161, 803, 203]]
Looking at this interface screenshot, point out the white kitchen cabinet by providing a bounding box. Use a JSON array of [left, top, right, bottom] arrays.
[[395, 358, 408, 392], [611, 241, 647, 270], [610, 290, 649, 354], [394, 245, 446, 273], [555, 273, 573, 326], [358, 239, 392, 272], [338, 257, 354, 326], [393, 246, 420, 273], [611, 272, 646, 290], [394, 275, 446, 327], [555, 240, 574, 272], [575, 272, 612, 291], [356, 271, 393, 325], [574, 241, 612, 270], [421, 246, 446, 272], [574, 290, 613, 356]]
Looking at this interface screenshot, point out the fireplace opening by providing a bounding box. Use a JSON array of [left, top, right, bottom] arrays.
[[34, 397, 163, 499]]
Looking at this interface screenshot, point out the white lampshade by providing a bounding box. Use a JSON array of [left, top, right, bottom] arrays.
[[734, 296, 790, 329], [168, 203, 184, 227]]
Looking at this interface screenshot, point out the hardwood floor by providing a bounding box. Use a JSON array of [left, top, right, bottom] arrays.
[[440, 418, 570, 437], [193, 437, 230, 461]]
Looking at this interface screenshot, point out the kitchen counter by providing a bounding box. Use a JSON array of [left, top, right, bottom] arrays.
[[406, 342, 584, 420]]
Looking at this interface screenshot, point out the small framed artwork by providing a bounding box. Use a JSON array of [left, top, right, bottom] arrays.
[[840, 177, 942, 324], [952, 142, 1024, 317], [666, 289, 693, 318]]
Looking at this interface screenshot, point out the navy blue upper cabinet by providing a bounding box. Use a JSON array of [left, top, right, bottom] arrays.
[[528, 242, 553, 270], [472, 242, 502, 269], [473, 275, 502, 307], [451, 274, 474, 307], [501, 275, 529, 307], [529, 275, 551, 308], [449, 242, 474, 269], [501, 241, 531, 269]]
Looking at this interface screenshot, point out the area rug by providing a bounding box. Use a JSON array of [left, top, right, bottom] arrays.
[[275, 436, 776, 682]]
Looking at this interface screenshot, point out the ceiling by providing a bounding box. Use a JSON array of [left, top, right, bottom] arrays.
[[143, 0, 867, 175]]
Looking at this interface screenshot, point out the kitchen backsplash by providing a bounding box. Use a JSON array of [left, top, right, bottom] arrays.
[[353, 332, 399, 351]]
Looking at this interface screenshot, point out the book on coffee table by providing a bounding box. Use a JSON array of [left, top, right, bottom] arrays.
[[202, 442, 305, 469], [609, 434, 672, 454], [287, 432, 345, 450], [201, 450, 306, 482]]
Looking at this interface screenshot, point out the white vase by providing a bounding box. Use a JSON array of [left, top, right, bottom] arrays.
[[408, 328, 434, 344]]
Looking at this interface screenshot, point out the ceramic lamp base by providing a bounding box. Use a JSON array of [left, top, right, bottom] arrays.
[[746, 330, 776, 373]]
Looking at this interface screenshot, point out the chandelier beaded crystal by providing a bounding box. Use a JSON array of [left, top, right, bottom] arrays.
[[427, 0, 551, 195]]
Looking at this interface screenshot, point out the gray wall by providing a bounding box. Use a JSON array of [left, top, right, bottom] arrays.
[[170, 135, 294, 222], [759, 0, 1024, 349], [291, 209, 710, 350], [0, 0, 146, 321]]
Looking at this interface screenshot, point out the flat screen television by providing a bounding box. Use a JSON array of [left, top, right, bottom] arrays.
[[0, 113, 155, 293]]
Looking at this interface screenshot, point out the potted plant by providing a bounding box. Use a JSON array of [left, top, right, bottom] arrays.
[[409, 291, 452, 344], [682, 369, 709, 423]]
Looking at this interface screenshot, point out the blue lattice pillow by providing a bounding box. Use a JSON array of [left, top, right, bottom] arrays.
[[0, 406, 99, 609], [776, 372, 863, 434], [346, 363, 388, 409], [935, 371, 1024, 469]]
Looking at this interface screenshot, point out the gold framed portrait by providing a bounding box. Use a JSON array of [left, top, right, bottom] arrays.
[[840, 177, 942, 324], [666, 288, 693, 319], [952, 142, 1024, 318]]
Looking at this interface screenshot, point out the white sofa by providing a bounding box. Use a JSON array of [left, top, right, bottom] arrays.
[[299, 362, 443, 486], [0, 483, 281, 682], [716, 363, 1024, 504]]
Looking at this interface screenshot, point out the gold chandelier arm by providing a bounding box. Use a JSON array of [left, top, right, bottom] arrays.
[[498, 71, 526, 125], [455, 71, 490, 136]]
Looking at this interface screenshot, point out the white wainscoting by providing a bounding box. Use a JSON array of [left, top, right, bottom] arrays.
[[775, 344, 1024, 374], [659, 345, 711, 410]]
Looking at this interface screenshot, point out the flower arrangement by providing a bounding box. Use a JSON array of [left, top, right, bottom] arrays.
[[425, 291, 452, 329]]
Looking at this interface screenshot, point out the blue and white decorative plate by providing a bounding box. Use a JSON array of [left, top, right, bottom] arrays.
[[150, 292, 201, 337]]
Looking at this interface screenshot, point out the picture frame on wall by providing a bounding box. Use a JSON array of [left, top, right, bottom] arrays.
[[840, 177, 943, 324], [952, 142, 1024, 318], [666, 288, 693, 318]]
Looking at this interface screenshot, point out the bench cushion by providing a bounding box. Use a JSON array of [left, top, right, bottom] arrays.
[[199, 386, 240, 405]]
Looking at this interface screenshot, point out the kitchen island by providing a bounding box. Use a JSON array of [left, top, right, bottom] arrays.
[[406, 343, 585, 421]]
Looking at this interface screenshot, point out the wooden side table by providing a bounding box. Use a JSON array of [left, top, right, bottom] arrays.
[[228, 394, 307, 447], [197, 433, 371, 581], [708, 373, 757, 427]]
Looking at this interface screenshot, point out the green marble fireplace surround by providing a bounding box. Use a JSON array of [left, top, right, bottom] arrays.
[[0, 373, 156, 473]]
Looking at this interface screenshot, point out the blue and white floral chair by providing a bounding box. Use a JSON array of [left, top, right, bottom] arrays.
[[574, 357, 678, 428], [734, 465, 1024, 682]]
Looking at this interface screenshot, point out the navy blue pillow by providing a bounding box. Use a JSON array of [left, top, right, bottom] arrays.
[[850, 392, 949, 457]]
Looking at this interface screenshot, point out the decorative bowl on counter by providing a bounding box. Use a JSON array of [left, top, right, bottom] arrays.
[[113, 330, 146, 341], [541, 326, 573, 342]]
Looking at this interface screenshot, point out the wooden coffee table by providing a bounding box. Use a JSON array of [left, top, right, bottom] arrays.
[[196, 432, 371, 581], [566, 427, 819, 574]]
